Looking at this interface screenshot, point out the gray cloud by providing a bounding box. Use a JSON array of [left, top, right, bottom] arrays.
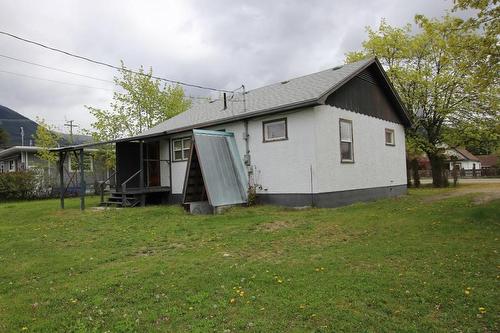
[[0, 0, 461, 133]]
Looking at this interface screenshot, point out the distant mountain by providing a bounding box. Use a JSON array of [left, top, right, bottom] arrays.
[[0, 105, 92, 148]]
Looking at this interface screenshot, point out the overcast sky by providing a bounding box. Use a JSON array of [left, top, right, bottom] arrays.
[[0, 0, 462, 133]]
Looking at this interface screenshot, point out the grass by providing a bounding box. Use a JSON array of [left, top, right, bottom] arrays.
[[0, 185, 498, 332]]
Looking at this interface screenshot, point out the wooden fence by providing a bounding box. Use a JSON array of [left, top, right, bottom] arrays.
[[418, 168, 500, 178]]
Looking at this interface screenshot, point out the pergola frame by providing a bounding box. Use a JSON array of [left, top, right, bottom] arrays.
[[58, 149, 86, 210]]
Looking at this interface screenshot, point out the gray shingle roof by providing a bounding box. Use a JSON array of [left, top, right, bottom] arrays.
[[141, 57, 378, 136]]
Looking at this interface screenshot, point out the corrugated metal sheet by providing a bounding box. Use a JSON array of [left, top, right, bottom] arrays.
[[186, 129, 248, 207]]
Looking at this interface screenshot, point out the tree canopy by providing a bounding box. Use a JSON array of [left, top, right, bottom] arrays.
[[33, 118, 60, 164], [86, 62, 191, 142], [346, 1, 499, 186], [85, 62, 191, 169]]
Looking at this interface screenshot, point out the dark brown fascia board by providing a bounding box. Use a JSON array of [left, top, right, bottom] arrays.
[[372, 58, 413, 127], [317, 57, 376, 105], [317, 57, 412, 128]]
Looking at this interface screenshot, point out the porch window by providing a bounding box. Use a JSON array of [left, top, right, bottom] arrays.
[[385, 128, 395, 146], [173, 137, 192, 161], [263, 118, 287, 142], [340, 119, 354, 163], [9, 160, 15, 171]]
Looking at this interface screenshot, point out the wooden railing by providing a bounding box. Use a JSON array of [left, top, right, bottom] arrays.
[[98, 171, 117, 205], [120, 169, 142, 206]]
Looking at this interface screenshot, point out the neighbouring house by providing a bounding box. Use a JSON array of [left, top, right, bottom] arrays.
[[476, 154, 499, 177], [0, 145, 110, 194], [414, 147, 481, 176], [444, 147, 481, 171], [476, 154, 498, 170], [0, 105, 111, 194], [53, 57, 412, 211]]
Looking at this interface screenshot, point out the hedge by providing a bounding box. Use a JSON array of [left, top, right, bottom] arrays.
[[0, 171, 39, 201]]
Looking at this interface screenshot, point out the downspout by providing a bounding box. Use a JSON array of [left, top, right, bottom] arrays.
[[242, 85, 252, 188], [243, 119, 251, 185]]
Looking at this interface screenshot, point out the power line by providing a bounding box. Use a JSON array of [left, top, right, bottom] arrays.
[[0, 53, 114, 83], [0, 69, 114, 91], [0, 30, 234, 93], [0, 67, 216, 101]]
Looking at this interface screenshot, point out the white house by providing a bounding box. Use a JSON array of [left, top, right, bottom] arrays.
[[445, 147, 481, 171], [54, 57, 412, 209]]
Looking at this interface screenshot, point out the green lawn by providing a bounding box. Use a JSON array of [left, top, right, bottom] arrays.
[[0, 186, 498, 332]]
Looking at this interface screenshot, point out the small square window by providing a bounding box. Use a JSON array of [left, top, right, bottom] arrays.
[[173, 137, 192, 161], [263, 118, 287, 142], [339, 119, 354, 163], [385, 129, 395, 146]]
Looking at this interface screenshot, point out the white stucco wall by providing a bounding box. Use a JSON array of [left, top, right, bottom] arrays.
[[448, 160, 481, 170], [159, 138, 171, 187], [313, 105, 407, 192], [166, 105, 407, 195]]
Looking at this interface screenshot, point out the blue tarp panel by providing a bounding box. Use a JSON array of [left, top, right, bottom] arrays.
[[184, 130, 248, 207]]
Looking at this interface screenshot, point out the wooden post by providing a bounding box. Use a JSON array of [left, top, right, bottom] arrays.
[[59, 151, 65, 209], [79, 149, 85, 210], [139, 140, 145, 207]]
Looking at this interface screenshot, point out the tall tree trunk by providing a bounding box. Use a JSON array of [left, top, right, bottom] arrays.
[[411, 158, 420, 188], [428, 152, 447, 187]]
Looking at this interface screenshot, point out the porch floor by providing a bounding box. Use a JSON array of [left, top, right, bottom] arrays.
[[114, 186, 170, 194]]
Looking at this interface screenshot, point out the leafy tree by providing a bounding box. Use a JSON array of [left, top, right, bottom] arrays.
[[85, 62, 191, 168], [33, 118, 60, 164], [0, 128, 9, 146], [346, 8, 499, 187]]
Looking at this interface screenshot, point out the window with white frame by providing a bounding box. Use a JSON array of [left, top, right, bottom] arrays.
[[385, 128, 395, 146], [263, 118, 287, 142], [339, 119, 354, 162], [172, 137, 192, 161]]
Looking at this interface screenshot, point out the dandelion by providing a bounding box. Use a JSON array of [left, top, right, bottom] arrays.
[[230, 298, 236, 304], [277, 279, 283, 283], [464, 290, 470, 295], [478, 307, 486, 314], [21, 327, 28, 331]]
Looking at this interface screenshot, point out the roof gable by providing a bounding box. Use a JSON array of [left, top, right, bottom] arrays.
[[325, 64, 409, 125]]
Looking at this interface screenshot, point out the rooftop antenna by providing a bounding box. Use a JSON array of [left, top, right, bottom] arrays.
[[64, 120, 79, 144], [242, 85, 247, 113]]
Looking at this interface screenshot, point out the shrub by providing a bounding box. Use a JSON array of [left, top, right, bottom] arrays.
[[0, 171, 39, 201], [247, 186, 257, 206]]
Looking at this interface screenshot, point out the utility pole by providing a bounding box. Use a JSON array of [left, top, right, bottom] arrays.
[[64, 120, 79, 144]]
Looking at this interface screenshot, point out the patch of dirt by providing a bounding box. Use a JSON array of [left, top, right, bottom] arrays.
[[423, 185, 500, 204], [258, 220, 291, 232]]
